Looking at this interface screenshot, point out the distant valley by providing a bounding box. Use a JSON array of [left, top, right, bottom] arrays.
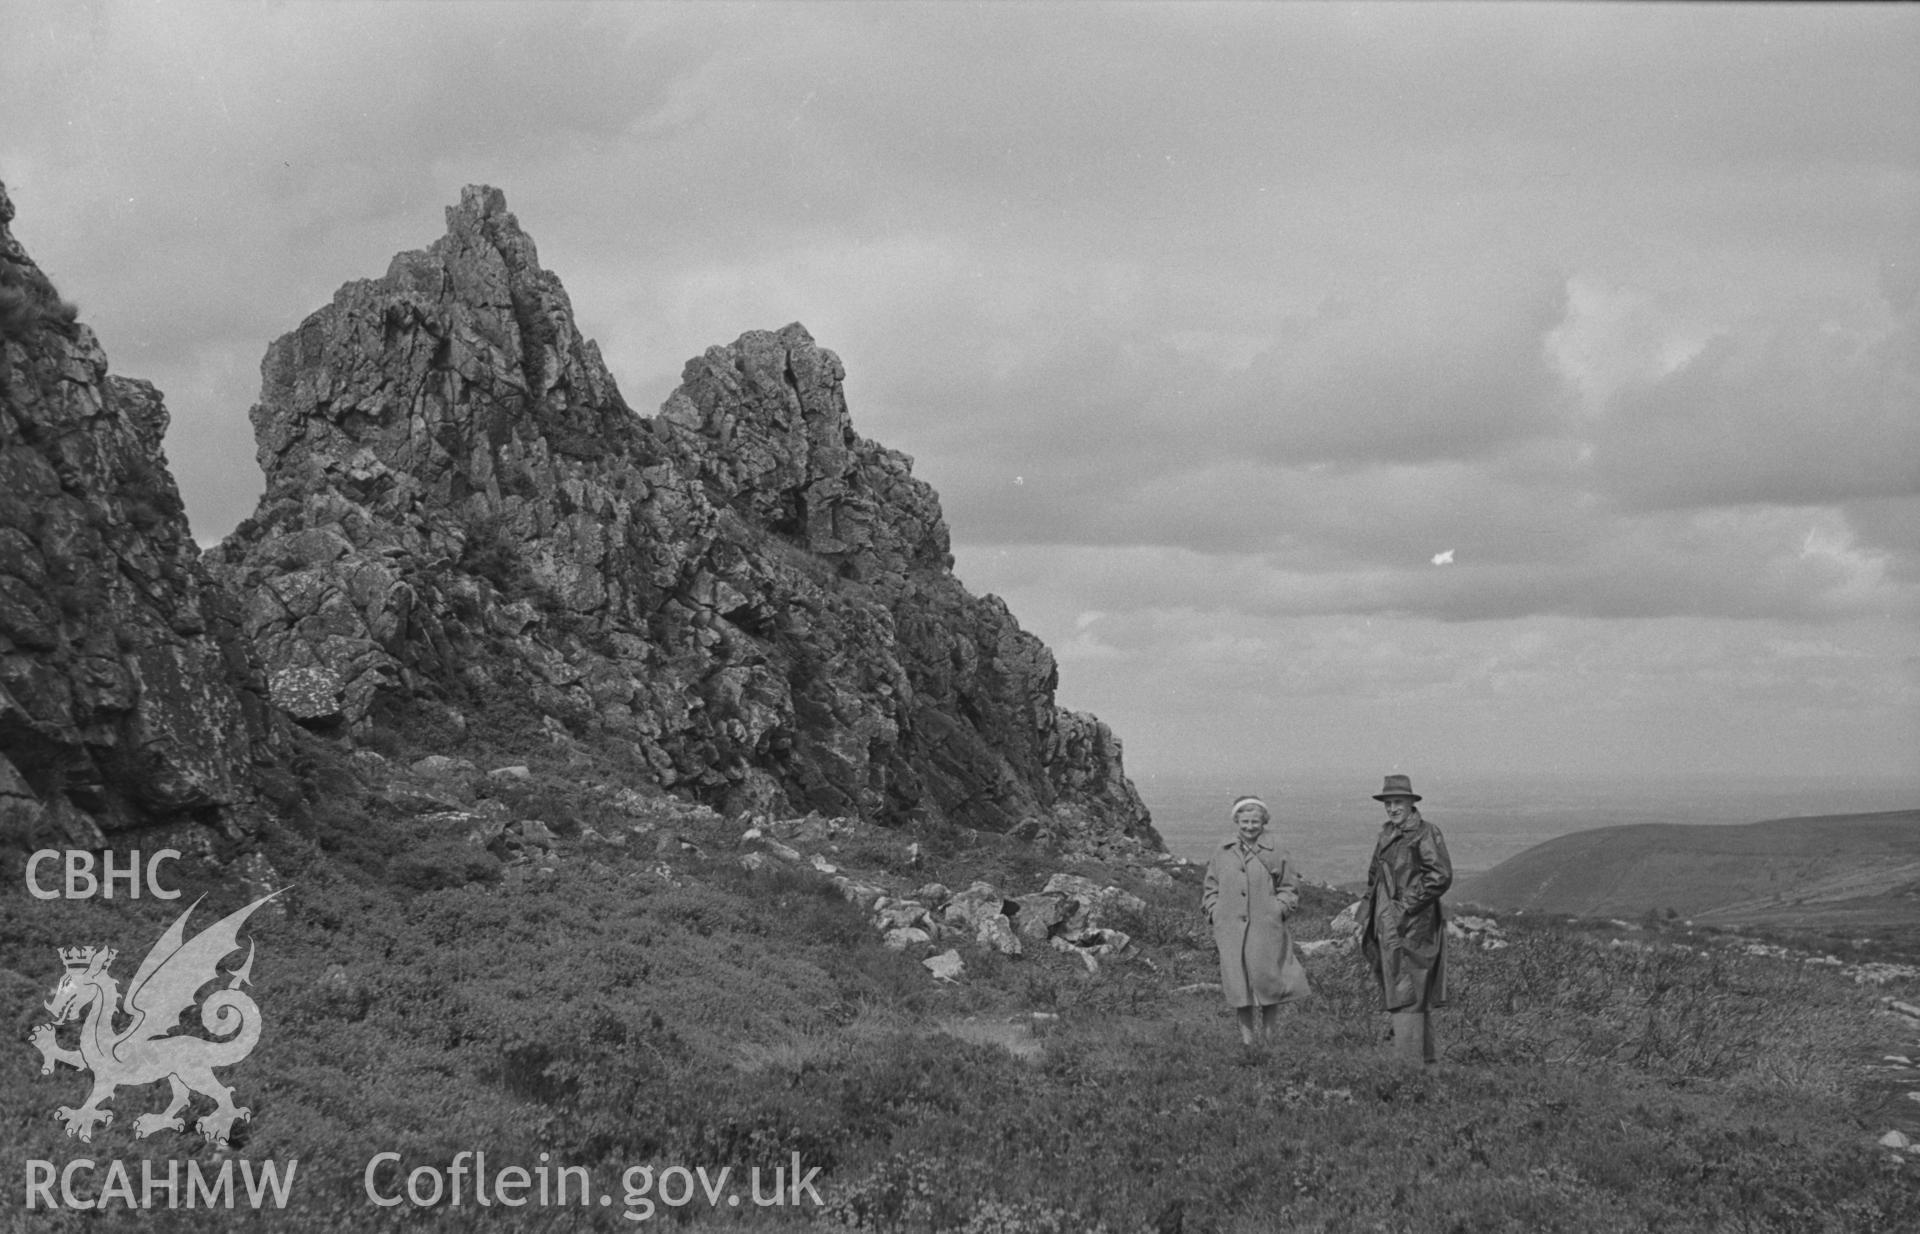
[[1454, 809, 1920, 930]]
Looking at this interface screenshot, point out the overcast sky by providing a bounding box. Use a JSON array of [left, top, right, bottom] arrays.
[[5, 2, 1916, 794]]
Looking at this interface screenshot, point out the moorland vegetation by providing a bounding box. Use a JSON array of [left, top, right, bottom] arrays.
[[7, 700, 1919, 1234]]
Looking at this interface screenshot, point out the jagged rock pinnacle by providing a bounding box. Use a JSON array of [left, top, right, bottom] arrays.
[[210, 186, 1156, 847], [0, 180, 283, 848]]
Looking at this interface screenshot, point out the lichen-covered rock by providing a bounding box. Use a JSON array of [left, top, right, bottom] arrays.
[[0, 180, 282, 847], [211, 186, 1157, 846], [1012, 892, 1070, 942], [1041, 874, 1148, 928]]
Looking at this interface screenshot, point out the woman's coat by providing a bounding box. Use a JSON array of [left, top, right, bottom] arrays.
[[1359, 812, 1452, 1012], [1201, 835, 1311, 1008]]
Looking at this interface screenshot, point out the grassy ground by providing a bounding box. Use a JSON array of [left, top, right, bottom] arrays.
[[5, 726, 1917, 1232]]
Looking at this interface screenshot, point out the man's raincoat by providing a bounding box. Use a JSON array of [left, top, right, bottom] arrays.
[[1360, 811, 1452, 1012]]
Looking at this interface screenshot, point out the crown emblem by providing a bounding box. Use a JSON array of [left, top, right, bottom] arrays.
[[33, 891, 280, 1148], [58, 946, 109, 971]]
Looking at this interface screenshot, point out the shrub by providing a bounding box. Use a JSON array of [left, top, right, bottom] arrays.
[[389, 838, 502, 891]]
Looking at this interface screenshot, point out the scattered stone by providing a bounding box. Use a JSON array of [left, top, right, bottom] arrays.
[[874, 900, 934, 932], [1080, 928, 1131, 955], [515, 819, 558, 849], [884, 927, 932, 951], [384, 787, 466, 816], [755, 837, 802, 862], [944, 881, 1016, 933], [488, 765, 531, 781], [1012, 893, 1070, 942], [975, 914, 1024, 957], [270, 666, 344, 722], [830, 877, 885, 909], [466, 817, 509, 848], [1174, 982, 1223, 996], [410, 755, 479, 781], [1447, 913, 1511, 949], [1330, 901, 1363, 936], [612, 788, 663, 817], [1043, 874, 1146, 913], [1879, 1130, 1912, 1150], [913, 882, 951, 905], [924, 950, 965, 982], [1051, 936, 1101, 974], [1298, 938, 1353, 958], [738, 851, 770, 872], [810, 853, 838, 874], [349, 749, 391, 776]]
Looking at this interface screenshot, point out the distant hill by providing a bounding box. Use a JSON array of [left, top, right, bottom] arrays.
[[1453, 809, 1920, 928]]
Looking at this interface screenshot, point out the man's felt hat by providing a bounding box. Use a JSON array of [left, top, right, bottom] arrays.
[[1372, 774, 1422, 802]]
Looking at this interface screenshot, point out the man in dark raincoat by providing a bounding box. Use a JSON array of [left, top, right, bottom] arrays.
[[1359, 774, 1452, 1065]]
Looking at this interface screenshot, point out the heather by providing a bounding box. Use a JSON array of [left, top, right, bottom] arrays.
[[6, 727, 1916, 1233]]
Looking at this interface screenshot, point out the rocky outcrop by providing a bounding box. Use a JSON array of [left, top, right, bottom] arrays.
[[0, 181, 281, 849], [210, 186, 1155, 846]]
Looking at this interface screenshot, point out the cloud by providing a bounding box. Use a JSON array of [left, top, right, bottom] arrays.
[[1584, 293, 1920, 511], [4, 2, 1915, 782]]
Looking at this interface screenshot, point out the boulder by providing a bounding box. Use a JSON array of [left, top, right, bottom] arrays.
[[514, 818, 558, 849], [883, 926, 931, 951], [1042, 874, 1146, 931], [1012, 892, 1070, 942], [874, 899, 933, 932], [1447, 913, 1511, 949], [923, 950, 965, 982], [975, 914, 1024, 957], [943, 881, 1015, 931], [831, 877, 885, 909]]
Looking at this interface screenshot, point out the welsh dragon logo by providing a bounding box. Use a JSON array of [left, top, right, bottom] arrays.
[[30, 890, 281, 1146]]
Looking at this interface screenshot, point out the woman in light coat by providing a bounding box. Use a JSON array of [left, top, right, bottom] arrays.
[[1201, 795, 1311, 1046]]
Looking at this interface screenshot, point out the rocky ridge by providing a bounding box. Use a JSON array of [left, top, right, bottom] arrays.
[[208, 186, 1155, 850], [0, 181, 283, 853]]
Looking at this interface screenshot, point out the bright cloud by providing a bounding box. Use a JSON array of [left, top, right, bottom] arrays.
[[4, 1, 1915, 785]]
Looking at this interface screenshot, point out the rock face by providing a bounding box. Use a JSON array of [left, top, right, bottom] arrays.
[[211, 186, 1156, 846], [0, 181, 280, 848]]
